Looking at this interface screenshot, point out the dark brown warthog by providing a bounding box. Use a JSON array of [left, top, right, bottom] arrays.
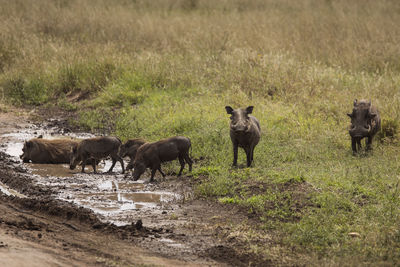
[[347, 99, 381, 154], [225, 106, 261, 167], [20, 138, 79, 164], [131, 136, 192, 182], [119, 138, 146, 170], [69, 136, 125, 174]]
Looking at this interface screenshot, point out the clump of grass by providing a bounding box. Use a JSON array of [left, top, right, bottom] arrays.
[[0, 38, 18, 72], [56, 61, 119, 96], [377, 117, 399, 142], [3, 76, 49, 105], [2, 0, 400, 265]]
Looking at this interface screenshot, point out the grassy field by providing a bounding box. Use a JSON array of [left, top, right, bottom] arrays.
[[1, 0, 400, 265]]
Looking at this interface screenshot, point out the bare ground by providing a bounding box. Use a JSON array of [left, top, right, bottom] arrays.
[[0, 110, 272, 267]]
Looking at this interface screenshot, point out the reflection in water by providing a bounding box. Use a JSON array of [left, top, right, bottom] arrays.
[[30, 164, 75, 178], [1, 129, 182, 226]]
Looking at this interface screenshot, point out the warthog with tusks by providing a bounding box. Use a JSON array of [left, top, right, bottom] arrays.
[[347, 99, 381, 154], [225, 106, 261, 167]]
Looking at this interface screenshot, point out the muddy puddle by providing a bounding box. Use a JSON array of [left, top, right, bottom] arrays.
[[0, 123, 183, 227], [0, 181, 27, 198]]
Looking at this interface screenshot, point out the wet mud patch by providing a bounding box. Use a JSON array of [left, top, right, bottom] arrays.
[[0, 116, 274, 266], [0, 121, 184, 228]]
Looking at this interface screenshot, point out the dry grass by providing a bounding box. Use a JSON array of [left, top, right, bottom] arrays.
[[1, 0, 400, 70], [1, 0, 400, 265]]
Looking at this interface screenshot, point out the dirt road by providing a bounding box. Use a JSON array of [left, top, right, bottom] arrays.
[[0, 111, 269, 266]]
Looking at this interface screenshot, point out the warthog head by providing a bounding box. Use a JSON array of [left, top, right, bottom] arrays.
[[20, 140, 32, 163], [347, 99, 377, 138], [132, 160, 146, 181], [225, 106, 254, 133], [69, 145, 80, 170]]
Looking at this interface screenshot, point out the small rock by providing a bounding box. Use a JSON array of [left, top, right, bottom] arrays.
[[162, 211, 167, 214], [135, 219, 143, 230], [92, 223, 103, 229], [348, 232, 361, 238]]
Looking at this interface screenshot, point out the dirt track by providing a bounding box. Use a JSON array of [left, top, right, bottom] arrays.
[[0, 111, 270, 266]]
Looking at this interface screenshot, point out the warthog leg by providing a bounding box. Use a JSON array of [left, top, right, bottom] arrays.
[[351, 138, 357, 154], [150, 168, 157, 182], [184, 153, 193, 172], [91, 158, 97, 173], [356, 138, 362, 151], [81, 159, 86, 173], [107, 155, 125, 174], [366, 136, 373, 151], [178, 156, 185, 176], [232, 142, 238, 167], [107, 158, 117, 173]]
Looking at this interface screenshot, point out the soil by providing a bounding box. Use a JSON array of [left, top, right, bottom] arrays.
[[0, 110, 272, 266]]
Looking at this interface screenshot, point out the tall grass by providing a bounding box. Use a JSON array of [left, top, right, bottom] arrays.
[[1, 0, 400, 265]]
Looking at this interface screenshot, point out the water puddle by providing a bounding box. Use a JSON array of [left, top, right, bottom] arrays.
[[0, 181, 26, 198], [0, 125, 182, 226], [159, 238, 189, 249]]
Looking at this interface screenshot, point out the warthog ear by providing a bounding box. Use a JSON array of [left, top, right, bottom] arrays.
[[225, 106, 234, 114], [246, 106, 254, 114], [353, 99, 358, 106], [347, 113, 353, 118]]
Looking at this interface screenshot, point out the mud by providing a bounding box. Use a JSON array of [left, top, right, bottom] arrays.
[[0, 181, 27, 198], [0, 113, 272, 266], [2, 127, 185, 227]]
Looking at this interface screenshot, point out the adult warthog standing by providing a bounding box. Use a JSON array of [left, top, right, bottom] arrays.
[[20, 138, 79, 164], [69, 136, 125, 174], [225, 106, 261, 167], [347, 99, 381, 154], [131, 136, 192, 182]]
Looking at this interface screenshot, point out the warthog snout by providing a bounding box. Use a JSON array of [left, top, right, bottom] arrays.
[[231, 121, 250, 133], [347, 99, 381, 154]]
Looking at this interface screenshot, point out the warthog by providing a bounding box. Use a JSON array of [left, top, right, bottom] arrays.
[[131, 136, 192, 182], [69, 136, 125, 174], [347, 99, 381, 154], [225, 106, 261, 167], [20, 138, 78, 164], [119, 138, 146, 170]]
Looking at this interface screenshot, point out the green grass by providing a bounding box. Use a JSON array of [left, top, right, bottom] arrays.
[[1, 0, 400, 265]]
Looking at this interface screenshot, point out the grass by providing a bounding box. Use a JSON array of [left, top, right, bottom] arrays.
[[1, 0, 400, 265]]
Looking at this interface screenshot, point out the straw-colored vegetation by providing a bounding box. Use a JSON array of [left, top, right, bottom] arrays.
[[1, 0, 400, 265]]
